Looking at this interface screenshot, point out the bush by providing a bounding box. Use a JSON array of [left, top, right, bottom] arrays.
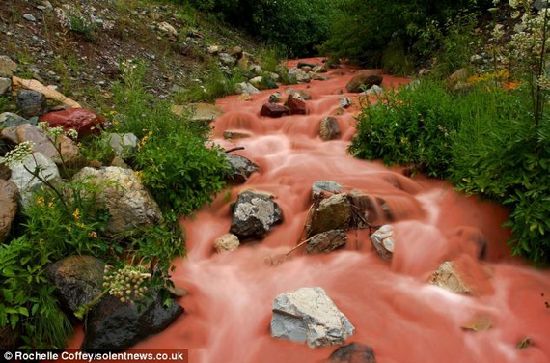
[[188, 0, 335, 56], [351, 80, 550, 264]]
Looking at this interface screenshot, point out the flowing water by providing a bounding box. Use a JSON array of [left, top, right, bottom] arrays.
[[71, 59, 550, 362]]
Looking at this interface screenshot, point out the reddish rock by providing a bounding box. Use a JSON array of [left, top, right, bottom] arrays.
[[287, 95, 307, 115], [261, 103, 290, 118], [40, 109, 105, 137], [346, 71, 383, 93]]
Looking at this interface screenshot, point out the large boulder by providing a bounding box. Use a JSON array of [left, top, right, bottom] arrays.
[[370, 225, 395, 261], [16, 90, 45, 118], [0, 180, 18, 242], [46, 256, 105, 315], [346, 71, 383, 93], [307, 230, 347, 254], [287, 95, 307, 115], [319, 117, 341, 141], [307, 194, 351, 237], [226, 154, 259, 183], [261, 103, 290, 118], [0, 55, 17, 77], [81, 292, 183, 351], [73, 167, 162, 235], [271, 287, 355, 348], [328, 343, 377, 363], [230, 190, 283, 240], [429, 261, 471, 294], [9, 152, 60, 207], [40, 108, 105, 137]]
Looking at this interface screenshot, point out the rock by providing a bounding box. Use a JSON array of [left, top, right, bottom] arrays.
[[230, 190, 283, 240], [249, 76, 263, 89], [0, 112, 33, 128], [219, 52, 236, 67], [226, 154, 259, 183], [370, 225, 394, 261], [269, 92, 282, 103], [319, 117, 341, 141], [46, 256, 104, 315], [23, 13, 37, 22], [287, 89, 312, 100], [346, 71, 383, 93], [15, 124, 79, 165], [16, 90, 45, 118], [9, 152, 60, 207], [106, 133, 138, 157], [261, 103, 290, 118], [366, 85, 383, 96], [231, 45, 243, 58], [347, 190, 377, 228], [73, 167, 162, 235], [297, 62, 317, 69], [40, 108, 105, 137], [328, 343, 376, 363], [271, 287, 354, 348], [287, 95, 307, 115], [223, 130, 252, 140], [157, 21, 178, 37], [307, 230, 347, 254], [0, 77, 11, 95], [235, 82, 260, 95], [213, 233, 240, 253], [312, 181, 343, 200], [313, 65, 328, 73], [339, 97, 352, 108], [307, 194, 351, 237], [289, 68, 311, 83], [448, 68, 469, 86], [0, 162, 11, 180], [429, 261, 471, 294], [0, 180, 18, 242], [82, 292, 183, 351], [189, 103, 223, 123], [207, 45, 221, 55], [312, 73, 329, 81], [0, 55, 17, 77]]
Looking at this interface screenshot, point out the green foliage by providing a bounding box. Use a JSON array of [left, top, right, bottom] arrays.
[[180, 65, 246, 103], [68, 15, 97, 41], [112, 61, 230, 218], [188, 0, 335, 56], [351, 79, 550, 263]]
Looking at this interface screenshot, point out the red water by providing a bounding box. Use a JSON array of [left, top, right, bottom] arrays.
[[70, 59, 550, 362]]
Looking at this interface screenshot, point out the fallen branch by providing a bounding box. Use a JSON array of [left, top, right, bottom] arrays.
[[225, 146, 245, 154]]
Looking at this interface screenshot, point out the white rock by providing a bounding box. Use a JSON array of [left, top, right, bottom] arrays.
[[157, 21, 178, 37], [106, 133, 138, 156], [213, 233, 240, 253], [370, 225, 394, 260], [271, 287, 354, 348], [235, 82, 260, 95]]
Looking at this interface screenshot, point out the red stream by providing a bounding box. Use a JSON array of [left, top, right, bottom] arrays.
[[71, 58, 550, 362]]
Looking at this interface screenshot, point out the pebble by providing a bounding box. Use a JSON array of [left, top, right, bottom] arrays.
[[23, 14, 37, 22]]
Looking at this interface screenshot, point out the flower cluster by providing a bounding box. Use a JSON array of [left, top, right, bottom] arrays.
[[102, 264, 151, 303], [0, 141, 35, 167]]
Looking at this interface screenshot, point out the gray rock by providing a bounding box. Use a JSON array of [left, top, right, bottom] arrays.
[[271, 287, 354, 348], [307, 193, 351, 237], [226, 154, 259, 183], [82, 292, 183, 351], [106, 133, 138, 156], [73, 167, 162, 235], [370, 225, 394, 261], [329, 343, 376, 363], [0, 112, 32, 128], [0, 77, 11, 95], [9, 152, 60, 207], [0, 56, 17, 77], [289, 68, 311, 83], [312, 181, 342, 200], [307, 230, 347, 254], [0, 180, 18, 242], [339, 97, 352, 108], [366, 85, 383, 96], [218, 52, 236, 67], [23, 13, 37, 22], [15, 124, 80, 165], [213, 233, 240, 253], [230, 190, 283, 240], [46, 256, 105, 315], [16, 90, 45, 118], [235, 82, 260, 95], [319, 117, 341, 141]]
